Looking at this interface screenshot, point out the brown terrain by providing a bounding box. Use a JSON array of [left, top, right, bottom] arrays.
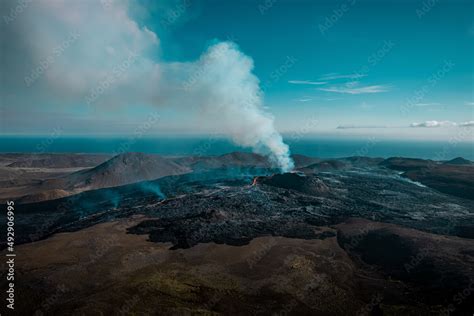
[[0, 152, 320, 204], [0, 152, 473, 315], [382, 157, 474, 200], [2, 217, 472, 315]]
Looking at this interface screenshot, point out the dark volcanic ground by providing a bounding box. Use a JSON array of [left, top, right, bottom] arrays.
[[1, 153, 473, 315], [7, 165, 473, 247]]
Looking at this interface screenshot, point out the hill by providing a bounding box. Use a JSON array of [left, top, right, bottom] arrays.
[[7, 153, 111, 168], [46, 152, 191, 192], [443, 157, 472, 165]]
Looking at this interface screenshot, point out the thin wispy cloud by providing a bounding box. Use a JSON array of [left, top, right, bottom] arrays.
[[415, 102, 441, 107], [319, 84, 391, 95], [318, 73, 367, 81], [338, 121, 474, 129], [465, 101, 474, 106], [288, 80, 327, 85], [337, 125, 388, 129], [294, 98, 312, 102]]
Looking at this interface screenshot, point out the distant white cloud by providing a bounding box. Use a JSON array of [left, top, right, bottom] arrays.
[[337, 125, 388, 129], [415, 102, 441, 107], [319, 83, 391, 95], [465, 102, 474, 106], [295, 98, 312, 102], [410, 120, 457, 128], [288, 80, 326, 85], [338, 120, 474, 129], [318, 73, 367, 81], [459, 121, 474, 127]]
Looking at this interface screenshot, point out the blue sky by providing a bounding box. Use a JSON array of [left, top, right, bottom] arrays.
[[1, 0, 473, 141], [154, 0, 474, 134]]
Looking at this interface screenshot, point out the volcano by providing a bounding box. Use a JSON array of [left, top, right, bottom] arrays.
[[253, 172, 330, 195]]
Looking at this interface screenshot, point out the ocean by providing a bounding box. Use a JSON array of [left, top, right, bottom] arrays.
[[0, 136, 473, 160]]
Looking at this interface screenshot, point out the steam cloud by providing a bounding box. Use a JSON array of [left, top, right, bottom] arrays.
[[1, 0, 294, 172], [173, 42, 294, 171]]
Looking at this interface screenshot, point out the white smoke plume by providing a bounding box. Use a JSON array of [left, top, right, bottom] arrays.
[[170, 42, 294, 171], [1, 0, 294, 171]]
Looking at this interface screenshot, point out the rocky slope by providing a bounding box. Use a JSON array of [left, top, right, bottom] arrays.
[[380, 157, 474, 200]]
